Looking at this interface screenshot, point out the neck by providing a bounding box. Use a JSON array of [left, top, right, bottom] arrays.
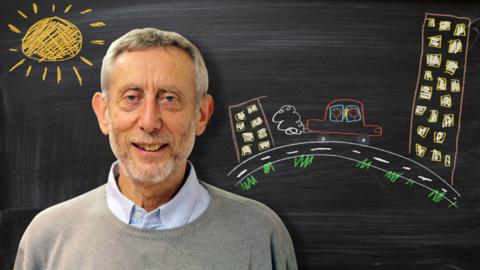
[[117, 163, 187, 212]]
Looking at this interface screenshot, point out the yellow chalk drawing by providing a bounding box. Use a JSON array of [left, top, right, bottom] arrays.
[[431, 149, 442, 162], [64, 4, 72, 13], [427, 35, 442, 48], [426, 18, 435, 27], [451, 79, 460, 92], [428, 109, 438, 123], [442, 114, 454, 128], [444, 155, 451, 167], [8, 24, 22, 33], [42, 67, 48, 81], [17, 10, 28, 19], [416, 126, 430, 138], [80, 9, 92, 14], [22, 16, 82, 62], [448, 39, 462, 54], [439, 21, 451, 31], [440, 94, 453, 108], [436, 77, 447, 91], [416, 143, 427, 157], [80, 56, 93, 66], [424, 70, 433, 81], [7, 2, 107, 86], [32, 2, 38, 14], [90, 22, 106, 27], [433, 131, 446, 144], [419, 85, 433, 100], [414, 105, 427, 116], [445, 60, 459, 75], [72, 66, 82, 85], [454, 23, 466, 36], [26, 65, 32, 76], [56, 66, 61, 83], [426, 54, 441, 67], [9, 59, 25, 72], [91, 40, 105, 45]]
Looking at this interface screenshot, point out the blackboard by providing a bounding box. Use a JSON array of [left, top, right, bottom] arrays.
[[1, 0, 480, 269]]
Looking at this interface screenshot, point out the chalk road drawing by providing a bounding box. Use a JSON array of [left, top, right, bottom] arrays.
[[272, 105, 305, 135], [227, 140, 460, 208], [7, 2, 106, 85]]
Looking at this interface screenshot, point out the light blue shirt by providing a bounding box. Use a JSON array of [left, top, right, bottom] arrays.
[[106, 161, 210, 230]]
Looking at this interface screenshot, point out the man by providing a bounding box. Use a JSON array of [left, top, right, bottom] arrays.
[[14, 28, 297, 269]]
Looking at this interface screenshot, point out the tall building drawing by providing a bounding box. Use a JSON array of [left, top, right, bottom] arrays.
[[409, 13, 471, 185]]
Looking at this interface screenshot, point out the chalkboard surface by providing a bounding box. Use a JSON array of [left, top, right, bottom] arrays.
[[1, 0, 480, 269]]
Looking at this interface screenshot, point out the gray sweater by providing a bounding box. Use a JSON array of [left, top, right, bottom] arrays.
[[15, 183, 297, 269]]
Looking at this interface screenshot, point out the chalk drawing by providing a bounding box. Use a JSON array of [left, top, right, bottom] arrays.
[[7, 2, 106, 85], [272, 105, 305, 135]]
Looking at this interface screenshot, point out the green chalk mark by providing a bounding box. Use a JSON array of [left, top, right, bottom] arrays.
[[428, 189, 446, 203], [355, 159, 372, 169], [448, 201, 458, 208], [263, 162, 275, 174], [239, 176, 257, 191], [294, 155, 314, 168], [404, 178, 415, 186], [385, 171, 404, 183]]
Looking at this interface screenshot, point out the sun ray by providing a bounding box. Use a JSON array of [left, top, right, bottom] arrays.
[[17, 10, 28, 19], [72, 66, 83, 85], [26, 65, 32, 77], [9, 58, 25, 72], [57, 66, 62, 83], [9, 48, 19, 52], [32, 2, 38, 14], [80, 9, 92, 14], [89, 22, 106, 27], [42, 67, 48, 81], [64, 4, 72, 13], [90, 40, 105, 45], [52, 4, 56, 12], [80, 56, 93, 66], [8, 24, 22, 34]]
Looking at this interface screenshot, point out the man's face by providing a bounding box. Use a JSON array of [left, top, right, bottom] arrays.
[[93, 46, 213, 185]]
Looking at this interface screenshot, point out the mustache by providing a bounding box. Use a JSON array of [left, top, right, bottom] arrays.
[[128, 132, 172, 143]]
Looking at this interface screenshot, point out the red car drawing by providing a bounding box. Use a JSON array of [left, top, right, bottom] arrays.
[[305, 98, 383, 143]]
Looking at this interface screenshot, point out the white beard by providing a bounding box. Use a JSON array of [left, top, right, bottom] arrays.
[[108, 113, 197, 185]]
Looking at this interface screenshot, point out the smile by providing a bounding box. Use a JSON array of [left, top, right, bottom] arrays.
[[132, 143, 166, 152]]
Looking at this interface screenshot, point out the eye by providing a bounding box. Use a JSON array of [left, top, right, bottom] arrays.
[[127, 95, 137, 102], [159, 92, 182, 109], [164, 95, 176, 102], [120, 89, 141, 108]]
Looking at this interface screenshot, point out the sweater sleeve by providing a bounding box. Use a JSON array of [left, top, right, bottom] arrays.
[[14, 224, 41, 270], [270, 217, 298, 270]]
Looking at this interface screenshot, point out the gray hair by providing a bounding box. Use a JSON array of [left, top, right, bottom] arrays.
[[100, 28, 209, 102]]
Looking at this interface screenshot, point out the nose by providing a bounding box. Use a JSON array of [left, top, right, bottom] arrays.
[[138, 96, 162, 133]]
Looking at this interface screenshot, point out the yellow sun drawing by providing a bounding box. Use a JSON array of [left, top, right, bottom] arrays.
[[7, 2, 106, 86]]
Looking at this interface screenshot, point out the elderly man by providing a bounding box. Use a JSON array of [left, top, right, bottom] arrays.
[[14, 28, 297, 269]]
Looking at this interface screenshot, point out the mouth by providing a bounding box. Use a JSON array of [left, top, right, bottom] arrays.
[[132, 142, 168, 152]]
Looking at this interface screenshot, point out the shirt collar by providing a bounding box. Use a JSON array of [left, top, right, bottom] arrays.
[[105, 160, 206, 229]]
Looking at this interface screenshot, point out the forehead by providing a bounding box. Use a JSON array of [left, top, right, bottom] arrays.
[[109, 46, 195, 93]]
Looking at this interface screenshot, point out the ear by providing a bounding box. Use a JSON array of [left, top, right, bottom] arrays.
[[92, 92, 109, 135], [195, 94, 214, 135]]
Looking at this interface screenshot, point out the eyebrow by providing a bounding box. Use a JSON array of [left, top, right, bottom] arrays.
[[158, 87, 185, 98]]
